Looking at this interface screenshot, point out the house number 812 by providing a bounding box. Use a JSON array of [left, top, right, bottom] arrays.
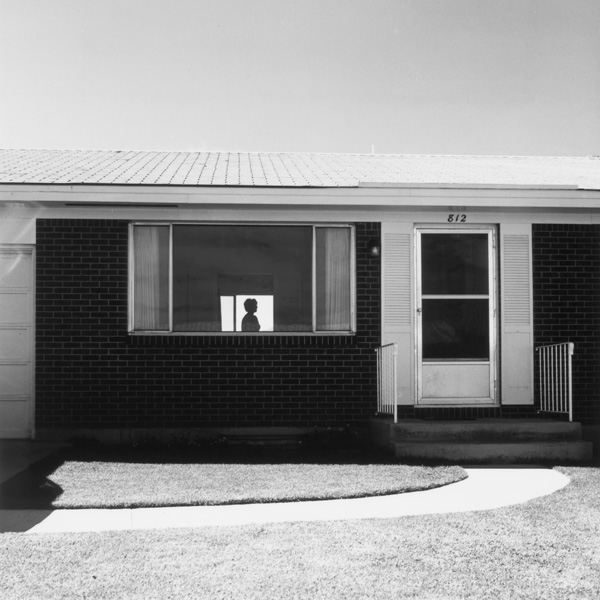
[[448, 214, 467, 223]]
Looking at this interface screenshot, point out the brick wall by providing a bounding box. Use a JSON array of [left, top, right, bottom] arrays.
[[35, 219, 381, 432], [532, 224, 600, 424]]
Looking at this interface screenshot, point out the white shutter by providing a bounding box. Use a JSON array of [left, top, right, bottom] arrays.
[[381, 222, 414, 405], [501, 224, 534, 405]]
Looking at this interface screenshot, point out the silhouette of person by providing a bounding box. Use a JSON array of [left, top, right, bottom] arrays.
[[242, 298, 260, 331]]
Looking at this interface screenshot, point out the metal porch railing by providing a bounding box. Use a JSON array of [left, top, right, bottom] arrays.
[[536, 342, 574, 422], [375, 343, 398, 423]]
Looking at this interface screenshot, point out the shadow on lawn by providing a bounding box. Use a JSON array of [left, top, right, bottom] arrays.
[[0, 452, 66, 510], [46, 425, 404, 466], [59, 436, 400, 466], [0, 438, 398, 530], [0, 434, 397, 517], [0, 451, 67, 532]]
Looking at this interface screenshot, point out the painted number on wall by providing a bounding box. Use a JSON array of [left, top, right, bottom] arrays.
[[447, 214, 467, 223]]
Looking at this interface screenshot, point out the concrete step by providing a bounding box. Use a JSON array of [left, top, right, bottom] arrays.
[[394, 440, 594, 464], [390, 419, 583, 443]]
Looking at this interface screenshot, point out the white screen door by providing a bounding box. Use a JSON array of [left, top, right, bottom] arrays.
[[416, 228, 496, 405]]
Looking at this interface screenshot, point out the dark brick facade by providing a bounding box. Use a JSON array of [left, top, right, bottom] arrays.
[[34, 219, 600, 431], [532, 224, 600, 424], [35, 219, 381, 432]]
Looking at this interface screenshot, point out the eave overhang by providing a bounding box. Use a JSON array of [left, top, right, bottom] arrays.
[[1, 182, 600, 212]]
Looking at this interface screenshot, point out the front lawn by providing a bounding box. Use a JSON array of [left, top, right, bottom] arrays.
[[50, 460, 467, 508], [0, 444, 467, 509], [1, 466, 598, 600]]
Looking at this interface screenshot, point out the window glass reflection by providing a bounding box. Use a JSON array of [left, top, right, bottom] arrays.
[[173, 225, 312, 332], [422, 299, 489, 360], [421, 234, 488, 295], [132, 224, 354, 334]]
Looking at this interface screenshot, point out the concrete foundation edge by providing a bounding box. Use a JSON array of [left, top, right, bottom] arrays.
[[35, 427, 315, 445]]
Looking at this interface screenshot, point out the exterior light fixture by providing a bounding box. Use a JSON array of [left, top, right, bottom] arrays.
[[368, 238, 380, 258]]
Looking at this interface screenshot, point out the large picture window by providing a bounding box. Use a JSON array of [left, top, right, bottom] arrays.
[[130, 223, 355, 334]]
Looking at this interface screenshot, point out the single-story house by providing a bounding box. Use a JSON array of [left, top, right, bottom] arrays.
[[1, 149, 598, 460]]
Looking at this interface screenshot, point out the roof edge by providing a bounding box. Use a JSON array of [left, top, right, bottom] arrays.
[[358, 182, 582, 190]]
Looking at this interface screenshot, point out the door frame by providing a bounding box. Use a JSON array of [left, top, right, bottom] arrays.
[[415, 225, 498, 406]]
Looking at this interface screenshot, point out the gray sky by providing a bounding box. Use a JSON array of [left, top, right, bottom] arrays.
[[1, 0, 599, 155]]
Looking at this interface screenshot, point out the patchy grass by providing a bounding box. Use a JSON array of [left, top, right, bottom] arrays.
[[0, 444, 466, 509], [1, 467, 598, 599], [48, 461, 466, 508]]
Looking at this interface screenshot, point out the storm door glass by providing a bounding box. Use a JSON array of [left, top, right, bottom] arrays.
[[421, 233, 490, 360]]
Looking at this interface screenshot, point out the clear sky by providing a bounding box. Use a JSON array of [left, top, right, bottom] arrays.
[[1, 0, 599, 156]]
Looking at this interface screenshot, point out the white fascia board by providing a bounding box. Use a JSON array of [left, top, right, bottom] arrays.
[[1, 184, 600, 210], [358, 182, 581, 190]]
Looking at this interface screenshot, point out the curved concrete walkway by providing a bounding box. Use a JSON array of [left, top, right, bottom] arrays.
[[1, 467, 570, 534]]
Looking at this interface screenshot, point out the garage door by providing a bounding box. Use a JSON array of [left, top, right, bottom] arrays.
[[0, 247, 34, 438]]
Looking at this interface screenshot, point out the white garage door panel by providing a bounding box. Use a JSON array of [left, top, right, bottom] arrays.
[[0, 254, 31, 287], [0, 328, 30, 359], [0, 247, 34, 438], [0, 364, 31, 397], [0, 401, 30, 438], [0, 291, 31, 324]]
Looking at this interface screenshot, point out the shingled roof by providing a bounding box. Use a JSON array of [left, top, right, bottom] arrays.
[[0, 149, 599, 190]]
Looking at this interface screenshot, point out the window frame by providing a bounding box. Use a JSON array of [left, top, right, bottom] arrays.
[[128, 222, 356, 336]]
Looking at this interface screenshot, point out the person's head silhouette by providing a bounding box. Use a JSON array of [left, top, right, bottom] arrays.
[[244, 298, 258, 315], [242, 298, 260, 331]]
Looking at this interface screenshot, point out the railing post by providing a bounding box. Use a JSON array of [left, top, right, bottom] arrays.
[[536, 342, 574, 421], [568, 342, 574, 422], [392, 343, 398, 424], [375, 347, 381, 415], [375, 343, 399, 423]]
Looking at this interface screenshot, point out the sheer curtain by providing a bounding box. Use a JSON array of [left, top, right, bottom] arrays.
[[316, 227, 351, 331], [133, 226, 169, 330]]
